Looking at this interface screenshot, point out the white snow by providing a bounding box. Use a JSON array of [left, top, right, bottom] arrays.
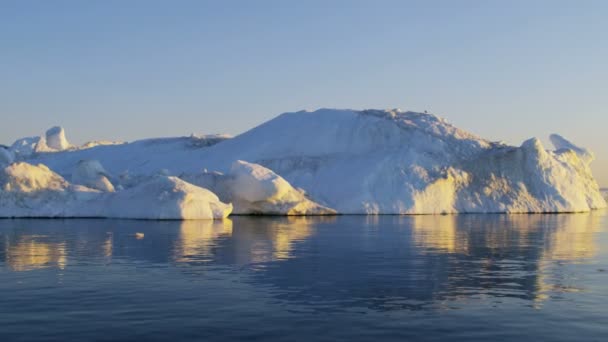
[[72, 160, 115, 192], [80, 140, 126, 149], [10, 136, 44, 158], [182, 160, 336, 215], [25, 134, 231, 176], [0, 162, 98, 218], [7, 126, 71, 158], [184, 109, 605, 213], [105, 176, 233, 220], [45, 126, 71, 151], [0, 162, 232, 219], [549, 134, 593, 163], [0, 147, 13, 166], [3, 108, 605, 217]]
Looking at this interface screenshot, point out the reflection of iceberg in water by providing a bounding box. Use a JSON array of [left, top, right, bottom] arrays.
[[170, 217, 323, 268], [268, 217, 317, 261], [0, 212, 603, 312], [412, 215, 540, 254], [410, 213, 602, 305], [233, 217, 322, 264], [534, 213, 602, 304], [103, 233, 113, 259], [173, 219, 234, 263], [5, 235, 67, 272], [248, 213, 605, 311], [411, 215, 468, 254], [542, 213, 600, 261], [412, 213, 600, 261]]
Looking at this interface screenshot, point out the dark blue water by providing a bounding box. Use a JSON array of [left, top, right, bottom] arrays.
[[1, 213, 608, 341]]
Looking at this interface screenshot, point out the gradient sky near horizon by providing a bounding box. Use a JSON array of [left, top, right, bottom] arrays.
[[1, 1, 607, 184]]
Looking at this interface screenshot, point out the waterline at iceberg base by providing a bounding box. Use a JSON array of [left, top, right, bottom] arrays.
[[0, 109, 605, 219]]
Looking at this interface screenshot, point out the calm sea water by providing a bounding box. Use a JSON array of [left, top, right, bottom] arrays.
[[1, 213, 608, 341]]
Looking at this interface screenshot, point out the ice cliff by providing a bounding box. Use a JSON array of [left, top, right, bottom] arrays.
[[2, 108, 605, 218]]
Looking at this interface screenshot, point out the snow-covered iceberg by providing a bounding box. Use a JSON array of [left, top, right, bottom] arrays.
[[9, 126, 72, 158], [72, 159, 115, 192], [0, 162, 232, 219], [45, 126, 71, 151], [105, 176, 233, 220], [10, 136, 45, 158], [0, 147, 13, 166], [194, 109, 605, 214], [6, 108, 606, 216], [182, 160, 336, 215], [0, 162, 99, 218]]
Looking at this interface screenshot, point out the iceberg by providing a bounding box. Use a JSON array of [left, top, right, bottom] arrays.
[[0, 162, 232, 219], [45, 126, 71, 151], [10, 136, 44, 158], [104, 176, 233, 220], [0, 162, 99, 218], [0, 147, 13, 166], [182, 160, 336, 215], [71, 159, 115, 192], [194, 109, 606, 214], [5, 108, 605, 217]]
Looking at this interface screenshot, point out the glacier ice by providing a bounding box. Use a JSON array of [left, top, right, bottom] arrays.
[[105, 176, 233, 220], [10, 136, 44, 158], [0, 162, 232, 219], [0, 162, 99, 218], [45, 126, 71, 151], [182, 160, 336, 215], [0, 147, 13, 166], [189, 109, 606, 214], [2, 108, 605, 217], [72, 159, 115, 192], [549, 134, 593, 163]]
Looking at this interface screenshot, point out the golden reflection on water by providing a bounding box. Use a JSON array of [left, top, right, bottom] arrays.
[[542, 213, 601, 261], [270, 217, 319, 260], [1, 210, 603, 302], [410, 213, 601, 261], [5, 236, 67, 272], [173, 219, 234, 262], [236, 217, 322, 264], [103, 233, 113, 259], [534, 213, 603, 305], [171, 217, 326, 265], [409, 212, 603, 305], [411, 215, 467, 254]]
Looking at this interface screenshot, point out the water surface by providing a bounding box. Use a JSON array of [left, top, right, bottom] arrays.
[[1, 213, 607, 341]]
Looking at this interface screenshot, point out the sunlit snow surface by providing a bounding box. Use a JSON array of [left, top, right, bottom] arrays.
[[1, 109, 605, 218]]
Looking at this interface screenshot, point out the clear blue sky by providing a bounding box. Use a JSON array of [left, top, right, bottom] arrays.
[[1, 1, 607, 184]]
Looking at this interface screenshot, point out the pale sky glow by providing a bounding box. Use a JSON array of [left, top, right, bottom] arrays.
[[1, 0, 607, 184]]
